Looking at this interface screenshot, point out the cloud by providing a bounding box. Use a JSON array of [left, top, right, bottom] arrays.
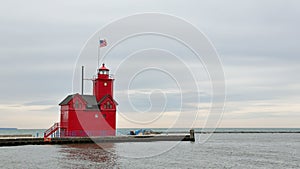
[[0, 103, 59, 128], [0, 0, 299, 128]]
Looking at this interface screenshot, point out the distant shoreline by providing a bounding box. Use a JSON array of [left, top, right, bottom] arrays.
[[0, 128, 17, 130], [194, 131, 300, 134], [0, 128, 300, 130]]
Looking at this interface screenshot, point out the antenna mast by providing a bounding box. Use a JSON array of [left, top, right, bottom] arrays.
[[81, 66, 84, 95]]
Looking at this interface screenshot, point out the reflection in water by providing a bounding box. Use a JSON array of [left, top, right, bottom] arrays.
[[59, 143, 117, 169]]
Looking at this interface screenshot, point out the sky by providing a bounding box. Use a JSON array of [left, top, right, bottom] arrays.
[[0, 0, 299, 129]]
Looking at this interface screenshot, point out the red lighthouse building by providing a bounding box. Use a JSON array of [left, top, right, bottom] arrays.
[[44, 64, 117, 138]]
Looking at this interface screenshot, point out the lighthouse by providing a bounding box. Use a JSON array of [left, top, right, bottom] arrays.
[[44, 64, 117, 138]]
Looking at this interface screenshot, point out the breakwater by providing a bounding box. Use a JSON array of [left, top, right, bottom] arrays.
[[0, 129, 195, 147]]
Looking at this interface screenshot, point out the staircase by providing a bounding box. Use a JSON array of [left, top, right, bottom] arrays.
[[44, 122, 59, 138]]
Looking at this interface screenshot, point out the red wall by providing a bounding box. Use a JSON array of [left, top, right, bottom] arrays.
[[66, 110, 115, 137], [93, 74, 114, 102]]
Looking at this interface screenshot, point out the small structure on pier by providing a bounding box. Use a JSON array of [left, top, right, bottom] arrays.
[[44, 64, 117, 138]]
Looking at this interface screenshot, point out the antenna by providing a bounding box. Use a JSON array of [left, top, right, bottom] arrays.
[[81, 66, 84, 95]]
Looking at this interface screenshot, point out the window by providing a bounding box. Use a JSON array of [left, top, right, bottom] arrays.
[[74, 100, 80, 109], [99, 70, 109, 75], [104, 101, 113, 109]]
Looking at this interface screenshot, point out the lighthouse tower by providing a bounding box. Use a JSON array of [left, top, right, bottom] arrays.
[[44, 64, 117, 138], [93, 64, 114, 102], [93, 63, 117, 133]]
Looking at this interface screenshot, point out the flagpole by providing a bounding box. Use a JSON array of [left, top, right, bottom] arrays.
[[97, 36, 100, 68]]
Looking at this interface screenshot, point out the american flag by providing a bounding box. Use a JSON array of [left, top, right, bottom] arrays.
[[99, 39, 107, 47]]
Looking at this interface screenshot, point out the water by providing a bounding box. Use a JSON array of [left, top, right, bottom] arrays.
[[1, 128, 299, 137], [0, 129, 299, 169]]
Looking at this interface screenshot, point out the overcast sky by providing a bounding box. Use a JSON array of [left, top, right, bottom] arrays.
[[0, 0, 299, 129]]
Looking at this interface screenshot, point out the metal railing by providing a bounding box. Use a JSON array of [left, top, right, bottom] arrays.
[[60, 130, 115, 137], [44, 122, 59, 138]]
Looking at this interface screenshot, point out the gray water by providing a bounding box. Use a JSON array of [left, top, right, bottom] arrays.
[[0, 133, 299, 169], [1, 128, 299, 137]]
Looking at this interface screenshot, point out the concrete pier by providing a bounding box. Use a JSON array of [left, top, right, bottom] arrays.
[[0, 133, 194, 147], [0, 134, 33, 138], [190, 129, 195, 141]]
